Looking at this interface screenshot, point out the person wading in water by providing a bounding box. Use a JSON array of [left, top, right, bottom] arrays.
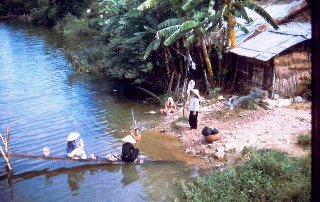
[[160, 97, 177, 116], [66, 132, 87, 159]]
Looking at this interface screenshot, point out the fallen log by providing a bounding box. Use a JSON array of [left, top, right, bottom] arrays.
[[1, 152, 176, 165]]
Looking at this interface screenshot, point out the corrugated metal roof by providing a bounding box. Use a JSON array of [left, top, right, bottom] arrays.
[[235, 0, 306, 44], [230, 22, 311, 61]]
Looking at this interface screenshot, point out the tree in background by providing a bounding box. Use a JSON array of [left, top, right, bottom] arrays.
[[138, 0, 278, 87]]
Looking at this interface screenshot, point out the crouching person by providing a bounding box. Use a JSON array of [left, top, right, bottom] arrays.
[[121, 135, 139, 162], [66, 132, 87, 159]]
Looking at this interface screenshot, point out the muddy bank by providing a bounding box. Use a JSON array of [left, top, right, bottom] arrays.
[[156, 98, 311, 170]]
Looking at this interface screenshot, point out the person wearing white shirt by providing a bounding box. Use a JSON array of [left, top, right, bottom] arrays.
[[189, 89, 200, 129]]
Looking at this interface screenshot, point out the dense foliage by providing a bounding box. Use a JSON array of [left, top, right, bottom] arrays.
[[178, 149, 311, 201], [1, 0, 279, 99]]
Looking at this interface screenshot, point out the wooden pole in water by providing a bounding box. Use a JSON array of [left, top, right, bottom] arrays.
[[0, 145, 12, 171], [6, 128, 10, 153], [0, 127, 12, 171], [0, 133, 7, 151]]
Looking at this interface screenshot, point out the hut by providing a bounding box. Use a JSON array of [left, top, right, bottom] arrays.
[[227, 0, 311, 98]]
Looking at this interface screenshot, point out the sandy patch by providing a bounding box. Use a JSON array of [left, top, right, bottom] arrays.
[[156, 99, 311, 169]]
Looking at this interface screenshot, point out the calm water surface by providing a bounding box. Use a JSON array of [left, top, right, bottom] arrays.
[[0, 21, 199, 201]]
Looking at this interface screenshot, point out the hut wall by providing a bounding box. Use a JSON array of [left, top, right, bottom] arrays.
[[233, 55, 271, 90], [274, 49, 311, 97]]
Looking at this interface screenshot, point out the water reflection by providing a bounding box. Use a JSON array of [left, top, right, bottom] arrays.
[[121, 165, 139, 186], [67, 170, 86, 194], [0, 20, 198, 201]]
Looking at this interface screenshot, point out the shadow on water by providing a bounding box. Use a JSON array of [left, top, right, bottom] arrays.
[[0, 20, 201, 201]]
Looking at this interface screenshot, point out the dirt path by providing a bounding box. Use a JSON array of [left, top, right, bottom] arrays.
[[158, 99, 311, 169]]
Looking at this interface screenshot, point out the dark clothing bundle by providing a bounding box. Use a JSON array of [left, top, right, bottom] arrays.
[[201, 126, 219, 136], [121, 142, 139, 162], [189, 111, 198, 129]]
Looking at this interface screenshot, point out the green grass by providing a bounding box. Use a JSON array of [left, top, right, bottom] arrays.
[[297, 133, 311, 146], [177, 149, 310, 201]]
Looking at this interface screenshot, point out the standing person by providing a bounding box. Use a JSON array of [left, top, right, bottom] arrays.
[[186, 80, 195, 100], [189, 89, 200, 129]]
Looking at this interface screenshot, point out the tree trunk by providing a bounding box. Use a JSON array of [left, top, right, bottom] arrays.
[[175, 41, 184, 77], [228, 13, 237, 48], [201, 41, 214, 85], [164, 47, 170, 79]]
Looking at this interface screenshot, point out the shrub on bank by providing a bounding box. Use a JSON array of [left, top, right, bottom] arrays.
[[178, 150, 310, 201], [297, 133, 311, 146], [53, 14, 97, 36]]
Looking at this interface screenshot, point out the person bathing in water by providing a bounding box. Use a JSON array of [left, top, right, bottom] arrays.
[[106, 132, 142, 163], [130, 127, 141, 141], [160, 97, 177, 116], [66, 132, 88, 159], [120, 137, 140, 163]]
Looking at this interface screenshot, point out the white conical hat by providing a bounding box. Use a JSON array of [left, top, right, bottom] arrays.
[[190, 89, 200, 98], [121, 135, 136, 144], [67, 132, 80, 142]]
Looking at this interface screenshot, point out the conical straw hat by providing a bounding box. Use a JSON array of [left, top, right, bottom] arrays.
[[121, 135, 136, 144], [190, 89, 200, 98], [67, 132, 80, 142]]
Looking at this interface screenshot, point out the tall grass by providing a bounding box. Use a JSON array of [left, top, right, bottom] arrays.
[[178, 150, 310, 201]]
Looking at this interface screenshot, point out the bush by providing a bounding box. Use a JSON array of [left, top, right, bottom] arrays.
[[241, 99, 257, 110], [178, 150, 310, 201], [53, 14, 93, 35], [297, 133, 311, 146], [31, 7, 52, 25]]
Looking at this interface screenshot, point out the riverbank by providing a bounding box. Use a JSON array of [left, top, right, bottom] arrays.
[[156, 97, 311, 170]]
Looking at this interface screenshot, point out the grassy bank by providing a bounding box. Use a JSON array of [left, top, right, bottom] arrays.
[[177, 149, 310, 201]]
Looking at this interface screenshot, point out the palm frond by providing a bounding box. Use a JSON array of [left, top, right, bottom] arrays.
[[125, 35, 144, 44], [164, 29, 183, 46], [182, 0, 195, 11], [207, 10, 223, 26], [232, 2, 251, 23], [144, 25, 157, 34], [137, 0, 160, 11], [134, 32, 149, 37], [103, 16, 118, 31], [182, 0, 205, 11], [243, 1, 279, 30], [185, 34, 197, 46], [180, 20, 199, 32], [144, 39, 161, 59], [236, 23, 249, 34], [145, 14, 159, 28], [158, 18, 184, 29], [158, 25, 180, 38]]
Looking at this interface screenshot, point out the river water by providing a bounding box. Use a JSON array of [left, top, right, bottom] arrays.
[[0, 21, 199, 201]]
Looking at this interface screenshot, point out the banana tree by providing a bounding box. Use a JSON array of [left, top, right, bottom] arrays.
[[221, 0, 279, 48], [141, 1, 222, 85]]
